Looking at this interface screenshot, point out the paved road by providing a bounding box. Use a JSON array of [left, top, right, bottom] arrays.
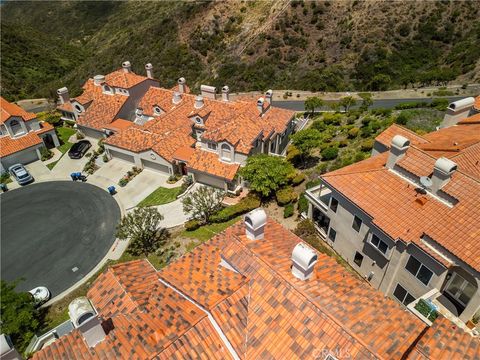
[[1, 181, 120, 296], [274, 96, 465, 112]]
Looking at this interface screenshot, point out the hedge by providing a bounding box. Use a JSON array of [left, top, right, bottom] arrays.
[[210, 193, 261, 223], [184, 219, 201, 231], [291, 172, 306, 186], [276, 186, 298, 206], [298, 193, 308, 213], [283, 203, 294, 218]]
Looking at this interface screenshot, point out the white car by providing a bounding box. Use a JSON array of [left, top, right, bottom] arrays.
[[29, 286, 50, 305]]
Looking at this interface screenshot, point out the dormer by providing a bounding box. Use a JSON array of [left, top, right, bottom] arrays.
[[220, 141, 233, 162], [193, 116, 204, 126], [152, 105, 164, 116], [115, 88, 129, 96], [102, 84, 114, 95]]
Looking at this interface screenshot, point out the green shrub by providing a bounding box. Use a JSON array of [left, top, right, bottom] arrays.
[[431, 98, 449, 111], [298, 192, 308, 213], [102, 154, 109, 163], [210, 193, 261, 223], [76, 132, 85, 140], [284, 203, 294, 218], [347, 127, 359, 138], [414, 299, 439, 322], [321, 146, 339, 160], [360, 126, 373, 137], [184, 219, 201, 231], [276, 186, 298, 206], [354, 152, 365, 162], [322, 113, 343, 125], [396, 113, 409, 125], [311, 120, 326, 131], [291, 172, 306, 186], [360, 139, 374, 152], [1, 172, 11, 184], [371, 108, 392, 117], [306, 178, 321, 189], [40, 147, 53, 161], [370, 120, 381, 131], [339, 139, 349, 147]]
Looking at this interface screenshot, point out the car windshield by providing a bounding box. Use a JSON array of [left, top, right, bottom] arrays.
[[18, 172, 29, 179]]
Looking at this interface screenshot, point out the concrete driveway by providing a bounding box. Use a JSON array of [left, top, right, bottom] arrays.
[[50, 151, 90, 179]]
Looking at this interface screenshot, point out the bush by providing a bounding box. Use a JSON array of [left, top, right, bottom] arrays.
[[210, 193, 261, 223], [118, 178, 128, 187], [311, 120, 326, 131], [354, 152, 365, 162], [294, 219, 317, 239], [347, 127, 359, 138], [276, 186, 298, 206], [184, 219, 201, 231], [371, 108, 392, 117], [396, 113, 409, 125], [291, 172, 306, 186], [298, 192, 308, 213], [414, 299, 439, 322], [322, 113, 343, 125], [321, 147, 339, 160], [76, 132, 85, 140], [284, 203, 294, 218], [102, 154, 109, 163], [360, 139, 374, 152], [40, 147, 53, 161]]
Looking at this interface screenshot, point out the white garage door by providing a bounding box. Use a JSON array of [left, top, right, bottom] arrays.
[[109, 150, 135, 164], [142, 159, 170, 174], [191, 171, 225, 189]]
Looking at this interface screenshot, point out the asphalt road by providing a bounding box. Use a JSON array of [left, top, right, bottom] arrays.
[[1, 181, 120, 296], [274, 96, 466, 111]]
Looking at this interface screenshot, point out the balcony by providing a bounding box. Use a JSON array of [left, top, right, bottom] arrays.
[[305, 183, 332, 212]]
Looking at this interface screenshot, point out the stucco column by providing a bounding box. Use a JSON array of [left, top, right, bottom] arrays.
[[275, 135, 279, 154], [459, 278, 480, 323], [307, 203, 313, 219], [35, 148, 42, 160], [51, 132, 60, 147]]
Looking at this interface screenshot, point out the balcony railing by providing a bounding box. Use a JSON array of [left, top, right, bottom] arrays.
[[305, 183, 332, 211]]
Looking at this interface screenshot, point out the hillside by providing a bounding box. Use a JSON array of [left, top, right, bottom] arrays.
[[1, 0, 479, 101]]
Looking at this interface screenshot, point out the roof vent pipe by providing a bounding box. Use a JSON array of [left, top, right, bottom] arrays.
[[431, 157, 457, 193], [145, 63, 154, 79], [93, 75, 106, 86], [172, 91, 182, 104], [194, 95, 204, 109], [244, 208, 267, 240], [222, 86, 230, 102], [386, 135, 410, 169], [291, 243, 318, 281], [122, 61, 132, 73], [257, 97, 265, 115], [200, 85, 217, 99], [57, 87, 70, 104], [178, 77, 187, 94], [68, 297, 106, 348], [265, 89, 273, 106]]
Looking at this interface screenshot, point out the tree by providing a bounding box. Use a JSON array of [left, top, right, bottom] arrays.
[[339, 96, 357, 112], [182, 186, 225, 224], [358, 92, 373, 112], [321, 146, 339, 160], [304, 96, 324, 114], [116, 207, 169, 257], [240, 154, 295, 198], [0, 280, 39, 352], [290, 129, 323, 167]]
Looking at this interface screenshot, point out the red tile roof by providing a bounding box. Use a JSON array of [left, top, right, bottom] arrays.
[[407, 316, 480, 359], [104, 69, 149, 89], [0, 131, 43, 157], [322, 145, 480, 270], [474, 95, 480, 111], [103, 118, 134, 132], [187, 149, 240, 181], [1, 97, 36, 124], [458, 113, 480, 124], [375, 124, 429, 148]]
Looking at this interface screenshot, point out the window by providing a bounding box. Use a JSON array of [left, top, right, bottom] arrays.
[[352, 215, 362, 232], [221, 143, 231, 161], [328, 227, 336, 242], [329, 197, 338, 213], [195, 117, 202, 124], [153, 106, 162, 115], [405, 256, 433, 286], [270, 140, 275, 152], [354, 252, 364, 267], [393, 284, 415, 306], [370, 234, 389, 255], [207, 142, 217, 150], [9, 119, 23, 136], [75, 104, 82, 112]]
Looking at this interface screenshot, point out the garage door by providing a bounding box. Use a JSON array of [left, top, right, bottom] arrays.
[[109, 150, 135, 164], [2, 149, 39, 169], [191, 171, 225, 189], [142, 159, 170, 174]]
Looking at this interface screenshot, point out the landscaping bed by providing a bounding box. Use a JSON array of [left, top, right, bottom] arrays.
[[138, 186, 183, 206]]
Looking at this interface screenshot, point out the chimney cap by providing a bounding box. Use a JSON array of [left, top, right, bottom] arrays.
[[178, 77, 186, 84], [292, 243, 318, 271], [222, 85, 230, 93], [265, 89, 273, 97], [57, 87, 69, 95], [194, 95, 204, 109], [434, 157, 457, 175], [257, 97, 265, 106], [122, 60, 131, 67], [172, 91, 182, 104], [145, 63, 153, 69], [244, 208, 267, 230], [391, 135, 410, 149]]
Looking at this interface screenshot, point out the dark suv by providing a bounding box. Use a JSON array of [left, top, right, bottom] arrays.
[[68, 140, 92, 159]]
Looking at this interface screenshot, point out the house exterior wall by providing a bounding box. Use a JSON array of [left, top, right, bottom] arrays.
[[372, 141, 389, 156], [0, 144, 42, 172], [78, 125, 105, 139], [190, 170, 226, 190]]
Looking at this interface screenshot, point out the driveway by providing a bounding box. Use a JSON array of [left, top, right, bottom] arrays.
[[49, 151, 90, 179], [0, 181, 120, 296]]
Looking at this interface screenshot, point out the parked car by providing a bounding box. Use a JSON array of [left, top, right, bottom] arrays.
[[8, 164, 33, 185], [29, 286, 50, 306], [68, 140, 92, 159]]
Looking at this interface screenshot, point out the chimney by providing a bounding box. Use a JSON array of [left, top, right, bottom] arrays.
[[200, 85, 217, 99], [172, 91, 182, 104], [194, 95, 204, 109], [178, 77, 187, 94], [291, 243, 318, 281], [57, 87, 70, 105], [265, 89, 273, 106], [145, 63, 154, 79], [244, 208, 267, 240], [122, 61, 132, 73], [257, 97, 265, 115], [386, 135, 410, 169], [0, 334, 23, 360], [222, 86, 230, 102], [93, 75, 106, 86], [431, 157, 457, 193], [69, 297, 106, 348], [135, 107, 144, 118]]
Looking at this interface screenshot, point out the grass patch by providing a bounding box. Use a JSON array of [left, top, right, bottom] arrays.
[[182, 216, 241, 242], [56, 126, 76, 154], [137, 186, 182, 206], [46, 161, 59, 170]]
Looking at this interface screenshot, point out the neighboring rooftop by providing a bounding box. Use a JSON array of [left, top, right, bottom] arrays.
[[0, 96, 36, 124]]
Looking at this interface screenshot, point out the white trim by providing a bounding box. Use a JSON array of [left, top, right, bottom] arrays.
[[157, 277, 240, 360]]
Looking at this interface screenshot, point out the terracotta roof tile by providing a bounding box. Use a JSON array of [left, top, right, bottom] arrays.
[[186, 149, 240, 181], [458, 113, 480, 124], [375, 124, 429, 148], [474, 95, 480, 111], [104, 69, 149, 89], [1, 97, 37, 124], [0, 124, 53, 157], [103, 118, 134, 132]]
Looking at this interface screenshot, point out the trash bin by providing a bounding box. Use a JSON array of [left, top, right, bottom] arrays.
[[0, 183, 8, 192], [70, 173, 77, 181], [108, 186, 116, 195]]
